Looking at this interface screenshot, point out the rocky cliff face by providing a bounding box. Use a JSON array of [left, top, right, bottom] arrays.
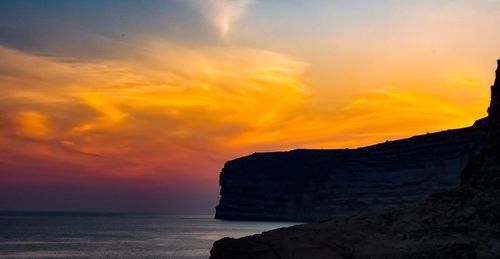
[[210, 60, 500, 258], [216, 116, 487, 222]]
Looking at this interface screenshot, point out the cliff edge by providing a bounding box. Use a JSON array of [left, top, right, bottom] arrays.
[[210, 60, 500, 258], [216, 127, 486, 221]]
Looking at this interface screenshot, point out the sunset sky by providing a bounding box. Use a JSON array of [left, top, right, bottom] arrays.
[[0, 0, 499, 213]]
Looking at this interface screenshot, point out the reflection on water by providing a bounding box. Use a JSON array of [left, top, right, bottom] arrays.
[[0, 213, 298, 259]]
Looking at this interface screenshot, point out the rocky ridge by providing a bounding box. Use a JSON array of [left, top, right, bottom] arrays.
[[210, 60, 500, 258]]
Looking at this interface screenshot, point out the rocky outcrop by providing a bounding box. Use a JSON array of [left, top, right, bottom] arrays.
[[216, 116, 487, 222], [210, 60, 500, 258]]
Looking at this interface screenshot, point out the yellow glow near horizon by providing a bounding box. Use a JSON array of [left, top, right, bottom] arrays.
[[0, 0, 499, 214]]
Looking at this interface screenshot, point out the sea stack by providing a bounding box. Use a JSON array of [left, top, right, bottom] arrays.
[[211, 60, 500, 259]]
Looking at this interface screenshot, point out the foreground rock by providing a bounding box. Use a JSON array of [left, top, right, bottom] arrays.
[[210, 60, 500, 258]]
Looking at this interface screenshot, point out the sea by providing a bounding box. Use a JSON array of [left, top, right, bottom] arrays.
[[0, 212, 298, 259]]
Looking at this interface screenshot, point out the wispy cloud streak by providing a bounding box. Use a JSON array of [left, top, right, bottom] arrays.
[[193, 0, 256, 38]]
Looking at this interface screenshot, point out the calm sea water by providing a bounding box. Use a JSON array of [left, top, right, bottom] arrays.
[[0, 212, 297, 259]]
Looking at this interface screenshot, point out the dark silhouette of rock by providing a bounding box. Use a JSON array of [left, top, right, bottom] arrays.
[[210, 60, 500, 258], [216, 101, 489, 222]]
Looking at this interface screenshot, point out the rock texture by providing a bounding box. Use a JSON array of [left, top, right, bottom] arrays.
[[216, 117, 487, 222], [210, 60, 500, 258]]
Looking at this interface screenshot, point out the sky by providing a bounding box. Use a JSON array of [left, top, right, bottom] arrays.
[[0, 0, 499, 213]]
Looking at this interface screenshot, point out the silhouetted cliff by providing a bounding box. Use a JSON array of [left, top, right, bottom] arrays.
[[210, 60, 500, 258], [216, 108, 488, 222]]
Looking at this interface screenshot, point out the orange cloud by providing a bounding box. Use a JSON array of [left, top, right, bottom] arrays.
[[69, 93, 127, 135], [14, 111, 51, 139], [0, 44, 309, 180], [0, 43, 491, 187]]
